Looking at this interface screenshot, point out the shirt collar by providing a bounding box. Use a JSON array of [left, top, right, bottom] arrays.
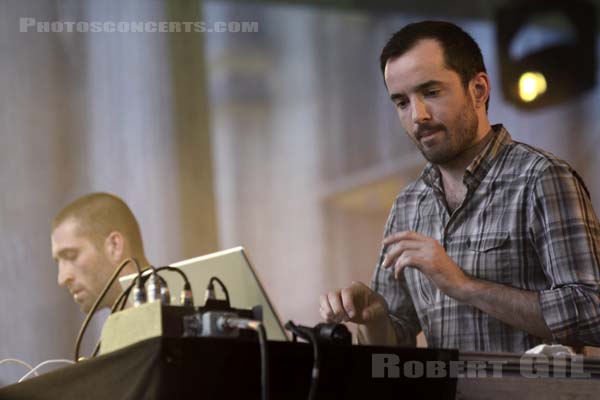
[[420, 124, 512, 190]]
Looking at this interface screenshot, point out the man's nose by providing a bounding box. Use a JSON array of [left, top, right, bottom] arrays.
[[57, 262, 72, 288], [411, 98, 431, 124]]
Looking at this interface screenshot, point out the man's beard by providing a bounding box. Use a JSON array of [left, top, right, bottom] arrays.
[[413, 97, 479, 165]]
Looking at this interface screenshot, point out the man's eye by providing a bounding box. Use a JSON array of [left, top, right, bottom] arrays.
[[395, 99, 408, 109], [425, 89, 440, 97]]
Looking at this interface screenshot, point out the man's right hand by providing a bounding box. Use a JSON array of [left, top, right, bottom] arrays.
[[320, 281, 399, 346], [319, 281, 389, 325]]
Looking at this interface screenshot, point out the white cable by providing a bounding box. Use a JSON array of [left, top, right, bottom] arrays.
[[1, 358, 34, 374], [17, 359, 75, 382]]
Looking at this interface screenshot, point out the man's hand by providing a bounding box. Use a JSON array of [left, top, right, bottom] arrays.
[[383, 230, 553, 340], [319, 281, 388, 325], [382, 230, 469, 300], [320, 281, 399, 345]]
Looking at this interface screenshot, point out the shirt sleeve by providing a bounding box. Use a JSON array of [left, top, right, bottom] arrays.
[[528, 162, 600, 345], [371, 199, 422, 346]]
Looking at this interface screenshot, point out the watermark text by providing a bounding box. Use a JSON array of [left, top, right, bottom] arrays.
[[372, 353, 591, 379], [20, 18, 258, 33]]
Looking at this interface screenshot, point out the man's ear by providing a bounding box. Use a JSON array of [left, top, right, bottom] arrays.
[[471, 72, 490, 109], [104, 231, 125, 263]]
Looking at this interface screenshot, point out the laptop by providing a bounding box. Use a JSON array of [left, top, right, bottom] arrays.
[[119, 246, 288, 341]]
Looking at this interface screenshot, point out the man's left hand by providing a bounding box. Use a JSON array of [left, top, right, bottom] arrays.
[[382, 230, 470, 300]]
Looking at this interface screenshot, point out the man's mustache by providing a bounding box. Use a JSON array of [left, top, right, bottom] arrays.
[[415, 124, 446, 140]]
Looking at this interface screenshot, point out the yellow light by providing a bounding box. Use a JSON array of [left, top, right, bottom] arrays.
[[518, 72, 547, 102]]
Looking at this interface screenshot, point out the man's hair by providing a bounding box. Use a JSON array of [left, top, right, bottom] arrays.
[[52, 192, 145, 255], [380, 20, 489, 110]]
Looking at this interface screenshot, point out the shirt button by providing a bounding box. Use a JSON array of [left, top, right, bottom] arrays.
[[446, 237, 453, 244]]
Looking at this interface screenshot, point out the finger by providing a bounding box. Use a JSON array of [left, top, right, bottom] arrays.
[[382, 231, 408, 245], [383, 239, 422, 260], [361, 303, 376, 322], [383, 230, 423, 245], [382, 239, 423, 268], [327, 291, 350, 322], [319, 294, 334, 321], [360, 291, 387, 322], [393, 250, 420, 279], [340, 287, 357, 320]]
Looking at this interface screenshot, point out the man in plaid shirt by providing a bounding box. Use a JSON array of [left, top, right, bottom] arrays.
[[320, 21, 600, 352]]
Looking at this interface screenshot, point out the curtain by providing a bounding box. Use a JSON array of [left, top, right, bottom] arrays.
[[0, 0, 217, 385]]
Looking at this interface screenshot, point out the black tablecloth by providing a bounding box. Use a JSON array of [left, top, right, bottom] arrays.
[[0, 337, 458, 399]]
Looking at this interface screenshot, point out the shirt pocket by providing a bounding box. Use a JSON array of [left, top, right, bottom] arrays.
[[466, 233, 513, 284]]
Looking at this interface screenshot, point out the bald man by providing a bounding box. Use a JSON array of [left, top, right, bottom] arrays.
[[51, 192, 150, 312]]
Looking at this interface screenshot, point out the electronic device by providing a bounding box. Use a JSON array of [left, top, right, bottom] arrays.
[[118, 246, 288, 342]]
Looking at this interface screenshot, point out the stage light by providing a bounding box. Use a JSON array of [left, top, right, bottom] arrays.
[[518, 71, 547, 102], [496, 1, 596, 110]]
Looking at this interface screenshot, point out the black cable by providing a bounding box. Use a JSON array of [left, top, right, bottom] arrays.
[[155, 266, 191, 287], [155, 266, 194, 306], [91, 274, 147, 357], [221, 317, 269, 400], [285, 321, 320, 400], [74, 258, 140, 362], [114, 281, 134, 311], [116, 274, 148, 310], [90, 267, 188, 357], [146, 266, 162, 303], [131, 259, 147, 307], [208, 276, 230, 305], [303, 329, 319, 400], [256, 322, 269, 400], [210, 274, 264, 400]]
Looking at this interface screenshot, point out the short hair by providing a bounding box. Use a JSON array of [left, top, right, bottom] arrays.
[[52, 192, 145, 255], [380, 20, 489, 110]]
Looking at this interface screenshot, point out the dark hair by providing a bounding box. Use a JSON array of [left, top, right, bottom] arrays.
[[380, 21, 489, 110]]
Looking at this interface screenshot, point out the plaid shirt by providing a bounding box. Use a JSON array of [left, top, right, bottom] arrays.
[[372, 124, 600, 352]]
